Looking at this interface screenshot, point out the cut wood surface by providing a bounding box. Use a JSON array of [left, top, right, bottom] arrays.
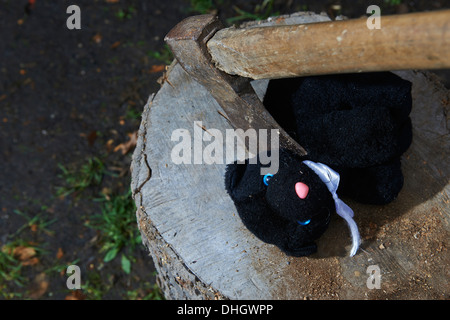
[[207, 10, 450, 80], [131, 13, 449, 300]]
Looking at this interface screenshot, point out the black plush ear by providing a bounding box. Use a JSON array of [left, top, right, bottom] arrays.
[[225, 157, 266, 202]]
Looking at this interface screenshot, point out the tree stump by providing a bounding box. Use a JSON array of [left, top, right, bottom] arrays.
[[131, 13, 449, 300]]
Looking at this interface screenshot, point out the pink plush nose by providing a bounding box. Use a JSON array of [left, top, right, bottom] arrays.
[[295, 182, 309, 199]]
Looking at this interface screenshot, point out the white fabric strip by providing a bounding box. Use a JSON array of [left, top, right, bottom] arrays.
[[303, 160, 361, 257]]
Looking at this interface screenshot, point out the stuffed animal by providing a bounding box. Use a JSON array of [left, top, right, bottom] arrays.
[[225, 72, 412, 257]]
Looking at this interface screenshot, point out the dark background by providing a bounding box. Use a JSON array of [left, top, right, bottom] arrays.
[[1, 0, 449, 299]]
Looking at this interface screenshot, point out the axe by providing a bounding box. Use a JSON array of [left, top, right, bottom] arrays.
[[165, 11, 450, 156]]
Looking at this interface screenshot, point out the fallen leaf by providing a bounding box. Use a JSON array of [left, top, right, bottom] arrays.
[[87, 130, 97, 146], [13, 246, 36, 261], [106, 139, 115, 152], [28, 273, 49, 299], [56, 247, 64, 260], [45, 206, 55, 214], [101, 187, 112, 201], [65, 290, 86, 300], [110, 41, 121, 49], [148, 65, 165, 74], [22, 257, 39, 266], [92, 33, 102, 44], [114, 131, 138, 155], [105, 0, 120, 3]]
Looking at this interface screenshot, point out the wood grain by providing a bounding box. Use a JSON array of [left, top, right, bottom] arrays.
[[207, 10, 450, 80]]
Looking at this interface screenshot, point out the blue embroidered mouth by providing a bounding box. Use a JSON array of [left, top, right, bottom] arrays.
[[297, 219, 311, 226]]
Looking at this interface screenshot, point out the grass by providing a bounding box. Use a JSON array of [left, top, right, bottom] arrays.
[[80, 270, 164, 300], [126, 281, 164, 300], [189, 0, 222, 14], [226, 0, 278, 25], [125, 107, 142, 120], [55, 155, 162, 299], [115, 6, 136, 20], [0, 242, 27, 290], [12, 207, 57, 237], [87, 189, 142, 274], [384, 0, 403, 6], [81, 270, 111, 300], [148, 44, 174, 65], [0, 204, 78, 299], [56, 156, 109, 197], [0, 240, 42, 299]]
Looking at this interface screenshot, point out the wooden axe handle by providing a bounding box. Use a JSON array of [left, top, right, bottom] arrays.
[[207, 10, 450, 79]]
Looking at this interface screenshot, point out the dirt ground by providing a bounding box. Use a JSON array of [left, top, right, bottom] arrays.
[[0, 0, 449, 300]]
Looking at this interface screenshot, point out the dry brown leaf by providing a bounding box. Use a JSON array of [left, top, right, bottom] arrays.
[[101, 187, 112, 201], [110, 41, 121, 49], [22, 257, 39, 266], [92, 33, 102, 44], [106, 139, 115, 152], [87, 130, 97, 146], [13, 246, 36, 261], [65, 290, 86, 300], [105, 0, 119, 3], [56, 247, 64, 260], [148, 65, 165, 74], [113, 131, 138, 155], [28, 273, 49, 299]]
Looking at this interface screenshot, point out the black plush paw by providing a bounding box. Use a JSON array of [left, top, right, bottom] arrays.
[[225, 149, 335, 256], [337, 159, 405, 205]]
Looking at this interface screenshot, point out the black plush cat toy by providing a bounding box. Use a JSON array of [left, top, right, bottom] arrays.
[[225, 72, 412, 257]]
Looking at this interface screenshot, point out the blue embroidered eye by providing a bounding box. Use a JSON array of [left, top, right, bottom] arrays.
[[263, 174, 273, 186], [297, 219, 311, 226]]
